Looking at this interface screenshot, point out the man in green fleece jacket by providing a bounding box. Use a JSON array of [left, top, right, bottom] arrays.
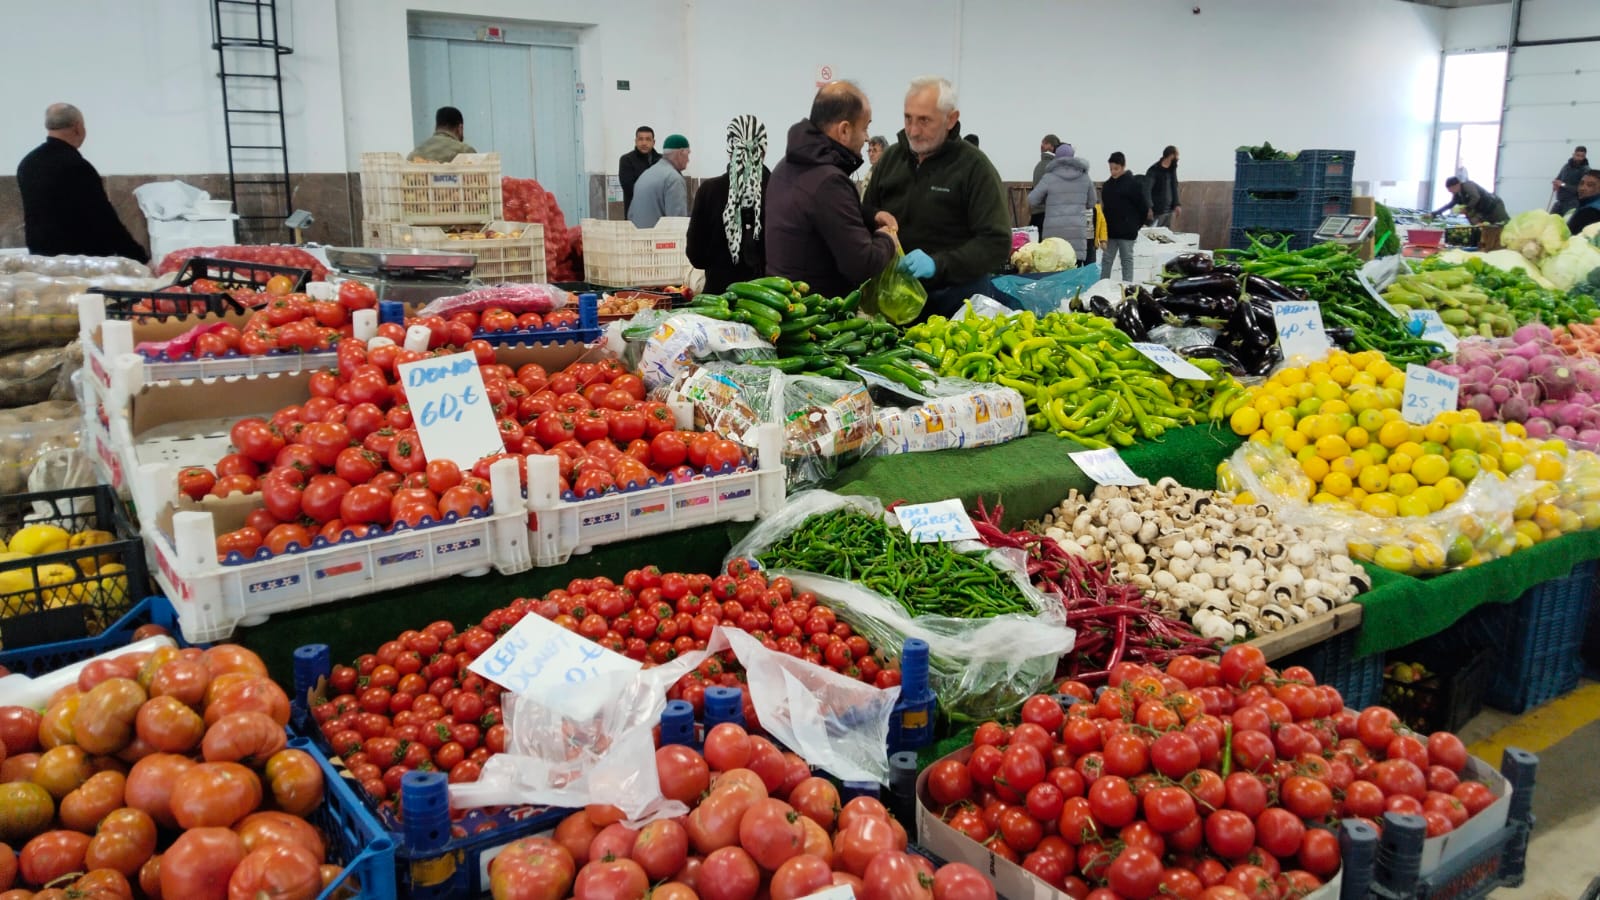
[[864, 76, 1010, 319]]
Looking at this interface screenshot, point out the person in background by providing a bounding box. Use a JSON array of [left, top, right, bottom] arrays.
[[855, 135, 887, 196], [1567, 171, 1600, 234], [1433, 176, 1509, 225], [1027, 143, 1097, 262], [618, 126, 661, 216], [628, 135, 690, 228], [17, 103, 148, 262], [864, 76, 1009, 319], [765, 82, 898, 299], [1553, 146, 1590, 215], [1145, 145, 1181, 227], [409, 106, 476, 162], [687, 116, 771, 293], [1030, 134, 1061, 231], [1098, 151, 1149, 282]]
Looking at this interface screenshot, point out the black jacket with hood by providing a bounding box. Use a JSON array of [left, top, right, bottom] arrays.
[[764, 120, 896, 299]]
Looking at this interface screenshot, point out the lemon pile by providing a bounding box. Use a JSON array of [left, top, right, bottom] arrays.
[[1218, 350, 1600, 574]]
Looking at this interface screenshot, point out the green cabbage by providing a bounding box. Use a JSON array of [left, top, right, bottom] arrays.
[[1501, 210, 1569, 261], [1541, 235, 1600, 291], [1010, 237, 1077, 274]]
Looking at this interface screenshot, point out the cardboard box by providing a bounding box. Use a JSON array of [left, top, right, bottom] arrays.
[[1418, 754, 1511, 874], [1351, 197, 1377, 260]]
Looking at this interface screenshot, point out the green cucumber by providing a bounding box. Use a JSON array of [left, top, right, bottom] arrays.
[[728, 283, 794, 313]]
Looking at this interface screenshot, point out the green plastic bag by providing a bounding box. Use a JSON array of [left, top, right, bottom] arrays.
[[862, 250, 928, 325]]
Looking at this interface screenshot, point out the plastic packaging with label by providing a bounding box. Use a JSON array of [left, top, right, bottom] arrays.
[[870, 378, 1027, 456]]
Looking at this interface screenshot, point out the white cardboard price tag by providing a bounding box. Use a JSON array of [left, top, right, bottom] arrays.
[[1070, 448, 1148, 486], [894, 498, 980, 543], [396, 351, 505, 467], [798, 886, 855, 900], [1131, 342, 1211, 381], [1272, 300, 1332, 361], [1402, 364, 1460, 425], [468, 610, 641, 700], [1408, 309, 1461, 352]]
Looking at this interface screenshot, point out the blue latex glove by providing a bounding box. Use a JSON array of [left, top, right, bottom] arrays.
[[899, 249, 936, 279]]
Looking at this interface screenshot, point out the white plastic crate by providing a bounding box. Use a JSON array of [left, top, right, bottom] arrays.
[[581, 217, 691, 287], [360, 152, 503, 225], [142, 457, 532, 643], [363, 220, 546, 283], [526, 424, 785, 567]]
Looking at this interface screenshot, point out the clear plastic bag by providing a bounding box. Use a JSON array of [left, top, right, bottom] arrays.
[[418, 283, 570, 318], [870, 377, 1027, 456], [862, 252, 928, 325], [0, 412, 81, 495], [727, 491, 1075, 720], [633, 313, 776, 390], [0, 342, 81, 409], [660, 364, 878, 488], [0, 273, 160, 351], [0, 254, 151, 278], [990, 267, 1103, 315]]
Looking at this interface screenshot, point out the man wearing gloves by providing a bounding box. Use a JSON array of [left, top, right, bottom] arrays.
[[765, 82, 899, 299], [864, 76, 1010, 319], [629, 135, 691, 228]]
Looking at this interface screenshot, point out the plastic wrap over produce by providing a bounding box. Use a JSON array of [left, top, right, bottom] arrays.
[[0, 273, 159, 351], [634, 312, 776, 390], [0, 254, 150, 278], [0, 404, 81, 495], [418, 282, 569, 318], [453, 624, 895, 821], [870, 378, 1027, 456], [727, 491, 1074, 720], [661, 364, 877, 488], [1219, 437, 1600, 576], [0, 342, 81, 408]]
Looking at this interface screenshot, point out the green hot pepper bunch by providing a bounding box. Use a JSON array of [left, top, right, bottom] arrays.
[[756, 508, 1035, 619], [902, 310, 1243, 448], [684, 277, 933, 390], [1215, 237, 1445, 366]]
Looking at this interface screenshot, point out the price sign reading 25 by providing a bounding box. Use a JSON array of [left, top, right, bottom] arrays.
[[396, 351, 505, 467]]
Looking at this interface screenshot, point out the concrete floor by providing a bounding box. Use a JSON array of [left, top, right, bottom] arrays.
[[1456, 680, 1600, 898]]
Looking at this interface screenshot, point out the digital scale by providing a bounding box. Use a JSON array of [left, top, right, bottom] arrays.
[[1313, 214, 1377, 246], [323, 247, 479, 307]]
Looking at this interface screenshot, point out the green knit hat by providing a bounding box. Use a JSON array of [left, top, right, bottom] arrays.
[[663, 134, 689, 150]]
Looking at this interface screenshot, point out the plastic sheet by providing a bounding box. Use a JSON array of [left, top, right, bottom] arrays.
[[417, 283, 570, 319], [0, 409, 80, 495], [0, 342, 81, 408], [989, 267, 1103, 315], [0, 255, 150, 278], [0, 273, 160, 351], [630, 313, 776, 390], [727, 491, 1075, 720]]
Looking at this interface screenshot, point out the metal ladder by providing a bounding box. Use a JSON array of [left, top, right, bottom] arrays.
[[210, 0, 294, 243]]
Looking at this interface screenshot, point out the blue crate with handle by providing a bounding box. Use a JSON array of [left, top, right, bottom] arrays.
[[1235, 149, 1356, 193], [1278, 627, 1384, 710], [298, 736, 398, 900], [1232, 188, 1353, 234], [1484, 559, 1597, 713], [0, 595, 179, 676]]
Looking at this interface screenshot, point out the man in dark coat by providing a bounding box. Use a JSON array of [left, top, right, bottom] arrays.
[[1552, 146, 1589, 215], [1144, 145, 1181, 228], [1099, 152, 1150, 281], [687, 116, 771, 294], [1567, 171, 1600, 234], [764, 82, 898, 300], [618, 126, 661, 216], [17, 103, 149, 262]]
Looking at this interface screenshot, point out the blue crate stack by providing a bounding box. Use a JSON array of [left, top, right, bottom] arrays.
[[1230, 150, 1356, 252]]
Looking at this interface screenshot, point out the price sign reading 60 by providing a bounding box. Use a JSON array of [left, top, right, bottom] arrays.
[[396, 351, 505, 466]]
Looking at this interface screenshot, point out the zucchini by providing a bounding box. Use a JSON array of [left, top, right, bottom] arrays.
[[749, 276, 794, 293], [728, 283, 794, 313], [747, 356, 808, 373], [779, 314, 828, 335], [734, 299, 785, 328]]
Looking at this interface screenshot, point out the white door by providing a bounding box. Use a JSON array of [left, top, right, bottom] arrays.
[[1496, 0, 1600, 214]]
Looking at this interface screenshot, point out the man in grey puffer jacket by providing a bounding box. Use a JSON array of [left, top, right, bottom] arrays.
[[1027, 143, 1097, 260]]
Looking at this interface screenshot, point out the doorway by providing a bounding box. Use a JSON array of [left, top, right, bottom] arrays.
[[406, 18, 585, 221], [1429, 51, 1507, 212]]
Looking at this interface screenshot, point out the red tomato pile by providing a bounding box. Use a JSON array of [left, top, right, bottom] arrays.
[[502, 177, 577, 281], [154, 282, 379, 362], [405, 304, 582, 339], [155, 245, 331, 283], [0, 643, 341, 899], [199, 346, 750, 562], [487, 724, 996, 900], [924, 646, 1492, 900]]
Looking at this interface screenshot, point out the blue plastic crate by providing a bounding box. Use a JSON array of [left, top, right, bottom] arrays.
[[1230, 226, 1319, 253], [1232, 188, 1353, 233], [0, 595, 179, 676], [1484, 559, 1597, 713], [1234, 149, 1356, 192], [1280, 628, 1385, 710], [297, 737, 399, 900]]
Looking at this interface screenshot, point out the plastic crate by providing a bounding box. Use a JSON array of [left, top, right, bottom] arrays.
[[1232, 188, 1353, 233], [1234, 149, 1356, 192], [363, 220, 546, 284], [1279, 628, 1385, 709], [0, 595, 176, 675], [1483, 559, 1598, 712], [360, 152, 503, 225], [295, 737, 400, 900], [1230, 226, 1319, 253], [581, 217, 692, 287], [94, 256, 311, 321], [0, 484, 150, 651], [1382, 646, 1496, 734]]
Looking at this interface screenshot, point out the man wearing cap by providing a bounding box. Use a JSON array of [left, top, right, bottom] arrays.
[[629, 134, 691, 228]]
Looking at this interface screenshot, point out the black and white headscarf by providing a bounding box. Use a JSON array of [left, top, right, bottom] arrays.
[[723, 115, 767, 264]]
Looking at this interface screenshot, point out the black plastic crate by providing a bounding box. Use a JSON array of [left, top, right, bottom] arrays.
[[0, 485, 150, 650], [1232, 188, 1353, 233], [1382, 646, 1496, 735], [1230, 225, 1320, 253], [1234, 149, 1356, 192], [1279, 628, 1385, 709], [0, 595, 177, 676], [95, 255, 312, 321], [1484, 559, 1598, 712]]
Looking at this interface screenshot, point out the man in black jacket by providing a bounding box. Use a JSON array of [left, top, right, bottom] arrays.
[[1099, 152, 1149, 281], [764, 82, 899, 300], [17, 103, 149, 262], [1553, 146, 1589, 215], [1145, 145, 1181, 228], [618, 126, 661, 216]]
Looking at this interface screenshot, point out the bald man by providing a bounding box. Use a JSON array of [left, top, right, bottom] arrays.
[[17, 103, 149, 262]]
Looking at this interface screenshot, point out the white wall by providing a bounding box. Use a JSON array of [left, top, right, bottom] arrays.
[[0, 0, 348, 174], [1443, 3, 1512, 51]]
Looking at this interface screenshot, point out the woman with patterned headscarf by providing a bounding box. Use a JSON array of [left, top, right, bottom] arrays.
[[687, 115, 770, 293]]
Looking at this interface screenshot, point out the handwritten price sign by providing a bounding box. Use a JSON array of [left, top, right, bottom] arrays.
[[1131, 342, 1211, 381], [468, 610, 641, 697], [1070, 448, 1148, 487], [396, 351, 505, 467], [1272, 300, 1332, 362], [1402, 364, 1460, 425], [894, 498, 979, 543]]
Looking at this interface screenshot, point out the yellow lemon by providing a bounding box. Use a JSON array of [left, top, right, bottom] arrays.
[[1411, 455, 1450, 486], [1434, 411, 1463, 428], [1329, 364, 1357, 387], [1229, 406, 1262, 436], [1513, 492, 1538, 520], [1514, 520, 1543, 544], [1357, 408, 1387, 433], [1374, 544, 1414, 572], [1323, 471, 1354, 497], [1420, 440, 1447, 458], [1348, 486, 1370, 504], [1448, 424, 1480, 451], [1314, 380, 1344, 402], [1378, 420, 1411, 449], [1367, 444, 1390, 465], [1415, 485, 1447, 512], [1252, 394, 1282, 415], [1533, 503, 1562, 531], [1540, 439, 1569, 457], [1384, 372, 1408, 391], [1346, 427, 1370, 450], [1460, 407, 1482, 423], [1270, 426, 1296, 446], [1436, 476, 1466, 504], [1390, 473, 1419, 496], [1505, 421, 1527, 438], [1311, 417, 1344, 440], [1316, 434, 1351, 461], [1359, 466, 1391, 493], [1501, 450, 1524, 473], [1276, 367, 1306, 386], [1296, 414, 1322, 437], [1312, 492, 1341, 505], [1361, 493, 1399, 517], [1347, 540, 1377, 562], [1367, 358, 1396, 381], [1281, 431, 1309, 454], [1351, 372, 1379, 388], [1330, 455, 1362, 480], [1449, 453, 1481, 482], [1234, 490, 1256, 505], [1398, 494, 1433, 518], [1351, 449, 1377, 471], [1396, 441, 1426, 460], [1533, 453, 1566, 482], [1294, 382, 1316, 400], [1301, 455, 1331, 483], [1412, 542, 1447, 571], [1446, 535, 1474, 565], [1250, 430, 1273, 446], [1321, 399, 1351, 418], [1388, 451, 1415, 474], [1262, 409, 1296, 434]]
